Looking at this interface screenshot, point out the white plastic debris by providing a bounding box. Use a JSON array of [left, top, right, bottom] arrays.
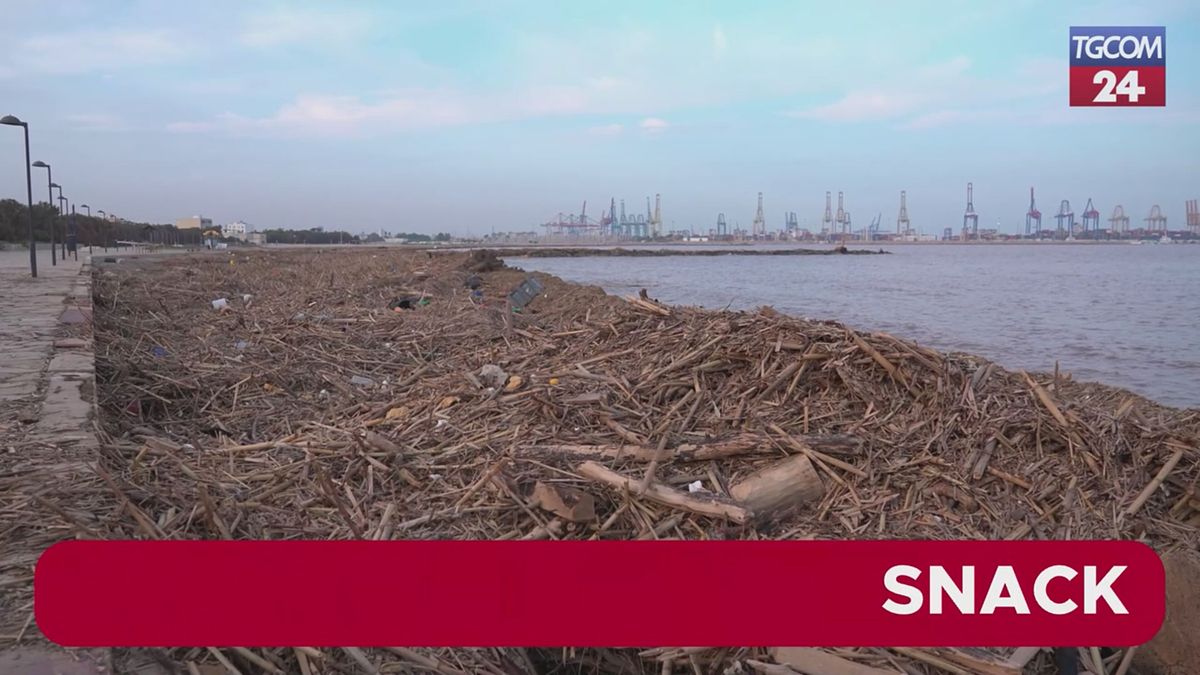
[[242, 294, 252, 303], [478, 364, 508, 388], [211, 298, 229, 310], [687, 480, 705, 493], [349, 375, 375, 387]]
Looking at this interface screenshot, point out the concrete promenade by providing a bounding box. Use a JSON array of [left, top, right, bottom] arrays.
[[0, 247, 112, 672]]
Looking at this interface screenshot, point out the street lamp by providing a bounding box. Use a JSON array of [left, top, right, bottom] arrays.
[[81, 204, 92, 252], [52, 183, 64, 258], [32, 160, 56, 265], [1, 114, 37, 277]]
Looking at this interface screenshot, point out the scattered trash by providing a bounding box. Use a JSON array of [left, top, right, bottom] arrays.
[[389, 296, 420, 311], [242, 294, 253, 303], [234, 340, 248, 351], [84, 247, 1196, 675], [211, 298, 229, 310], [465, 274, 482, 290], [150, 345, 168, 358], [103, 257, 118, 263], [504, 375, 523, 392], [350, 375, 376, 387], [479, 364, 508, 388], [438, 396, 459, 409], [508, 276, 544, 310]]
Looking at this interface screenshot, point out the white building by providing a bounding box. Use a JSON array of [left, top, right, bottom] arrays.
[[222, 220, 250, 241]]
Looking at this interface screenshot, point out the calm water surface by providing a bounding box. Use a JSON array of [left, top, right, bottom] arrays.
[[515, 244, 1200, 409]]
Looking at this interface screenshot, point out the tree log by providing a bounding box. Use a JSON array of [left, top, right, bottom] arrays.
[[730, 454, 824, 518]]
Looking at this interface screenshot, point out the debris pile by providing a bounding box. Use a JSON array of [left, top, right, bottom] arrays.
[[51, 249, 1200, 673]]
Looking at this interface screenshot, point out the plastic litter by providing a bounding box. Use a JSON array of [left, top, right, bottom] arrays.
[[349, 375, 375, 387], [234, 340, 248, 351], [479, 364, 508, 388], [508, 276, 544, 309], [389, 296, 420, 311], [211, 298, 229, 310], [687, 480, 705, 493], [150, 346, 168, 358]]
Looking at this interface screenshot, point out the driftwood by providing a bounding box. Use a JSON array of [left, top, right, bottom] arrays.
[[530, 481, 595, 522], [523, 433, 860, 463], [40, 247, 1194, 675], [576, 461, 750, 524], [730, 454, 824, 518], [769, 647, 894, 675]]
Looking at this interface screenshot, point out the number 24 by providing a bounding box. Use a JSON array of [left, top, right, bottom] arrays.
[[1093, 70, 1146, 102]]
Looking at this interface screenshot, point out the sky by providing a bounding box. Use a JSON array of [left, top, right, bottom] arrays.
[[1, 0, 1197, 236]]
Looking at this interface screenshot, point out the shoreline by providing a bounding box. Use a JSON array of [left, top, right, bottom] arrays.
[[69, 248, 1200, 673], [465, 246, 888, 258]]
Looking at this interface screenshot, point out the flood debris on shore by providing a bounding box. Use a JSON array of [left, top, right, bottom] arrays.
[[471, 245, 887, 258], [36, 248, 1196, 673]]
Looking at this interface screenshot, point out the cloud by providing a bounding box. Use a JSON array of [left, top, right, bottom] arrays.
[[794, 92, 924, 122], [12, 29, 187, 74], [168, 76, 670, 137], [169, 92, 474, 137], [239, 8, 371, 48], [639, 117, 669, 134], [62, 113, 132, 132], [712, 24, 728, 59], [787, 55, 1081, 128], [588, 123, 624, 136]]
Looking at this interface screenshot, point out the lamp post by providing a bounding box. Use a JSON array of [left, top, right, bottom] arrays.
[[63, 197, 70, 259], [53, 185, 65, 258], [69, 202, 78, 261], [32, 161, 56, 265], [81, 204, 92, 253], [1, 115, 37, 277]]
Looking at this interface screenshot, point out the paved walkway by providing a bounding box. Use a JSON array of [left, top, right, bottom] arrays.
[[0, 247, 106, 669]]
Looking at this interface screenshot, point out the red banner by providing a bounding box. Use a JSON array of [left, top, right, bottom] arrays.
[[35, 540, 1163, 647]]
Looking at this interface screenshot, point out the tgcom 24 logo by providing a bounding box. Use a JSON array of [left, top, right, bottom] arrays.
[[1069, 26, 1166, 106]]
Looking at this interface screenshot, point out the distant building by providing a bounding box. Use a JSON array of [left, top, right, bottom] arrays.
[[176, 215, 212, 230], [222, 220, 250, 241], [247, 232, 266, 245]]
